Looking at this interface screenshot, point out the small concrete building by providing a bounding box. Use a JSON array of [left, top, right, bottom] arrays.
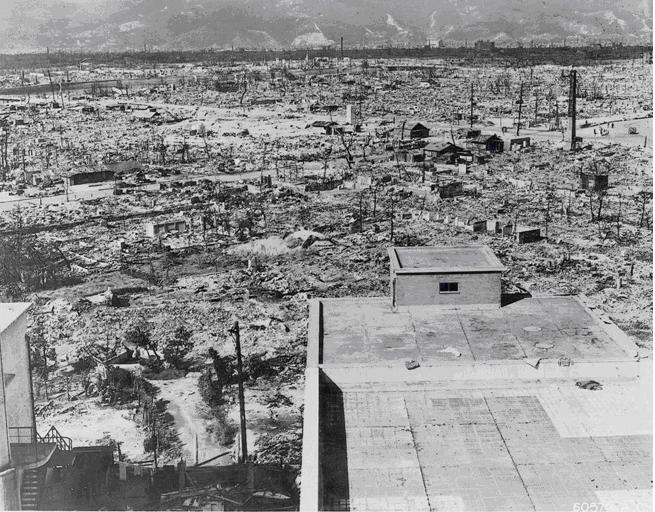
[[145, 219, 187, 238], [469, 219, 488, 232], [486, 219, 502, 233], [455, 128, 481, 139], [395, 121, 430, 140], [131, 109, 160, 122], [515, 226, 542, 243], [65, 169, 115, 187], [387, 246, 506, 307], [509, 137, 531, 150], [580, 172, 609, 191], [469, 134, 504, 153], [423, 142, 463, 163], [394, 149, 424, 163], [436, 181, 464, 198]]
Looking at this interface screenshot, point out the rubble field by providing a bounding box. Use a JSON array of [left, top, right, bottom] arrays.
[[0, 55, 651, 475]]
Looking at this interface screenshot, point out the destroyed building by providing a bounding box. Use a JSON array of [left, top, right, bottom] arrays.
[[514, 226, 542, 244], [423, 142, 464, 164], [300, 245, 650, 511], [395, 121, 430, 140], [145, 219, 188, 238], [468, 134, 504, 153], [579, 171, 609, 191], [509, 137, 531, 151], [103, 159, 142, 174]]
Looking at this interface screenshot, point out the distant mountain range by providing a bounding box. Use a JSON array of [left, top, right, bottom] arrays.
[[0, 0, 651, 53]]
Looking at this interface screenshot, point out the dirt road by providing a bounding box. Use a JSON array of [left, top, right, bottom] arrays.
[[152, 373, 232, 465]]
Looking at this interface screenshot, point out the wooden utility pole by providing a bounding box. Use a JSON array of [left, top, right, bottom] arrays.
[[43, 342, 49, 401], [389, 195, 396, 242], [533, 89, 539, 126], [153, 421, 159, 469], [231, 321, 248, 463], [568, 69, 577, 151], [516, 82, 524, 136], [358, 191, 366, 232], [0, 121, 8, 180], [47, 70, 55, 103]]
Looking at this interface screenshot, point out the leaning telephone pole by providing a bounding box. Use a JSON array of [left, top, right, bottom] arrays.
[[568, 69, 577, 151], [516, 82, 524, 136], [231, 321, 248, 463]]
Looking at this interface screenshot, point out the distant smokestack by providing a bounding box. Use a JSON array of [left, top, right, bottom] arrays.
[[340, 36, 344, 58]]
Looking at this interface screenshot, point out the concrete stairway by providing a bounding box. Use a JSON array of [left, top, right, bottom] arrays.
[[20, 468, 43, 510]]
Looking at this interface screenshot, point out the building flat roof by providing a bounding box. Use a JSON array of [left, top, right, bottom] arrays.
[[389, 245, 506, 273], [319, 373, 652, 512], [0, 303, 31, 333], [302, 295, 650, 511], [319, 295, 635, 366]]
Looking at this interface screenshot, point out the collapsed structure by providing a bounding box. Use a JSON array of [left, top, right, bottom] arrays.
[[300, 245, 651, 511]]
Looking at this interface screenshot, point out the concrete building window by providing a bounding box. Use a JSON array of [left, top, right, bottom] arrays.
[[439, 282, 459, 293]]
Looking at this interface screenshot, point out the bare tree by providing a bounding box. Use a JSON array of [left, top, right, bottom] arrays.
[[322, 145, 333, 182], [180, 137, 190, 163], [543, 182, 556, 238], [360, 135, 372, 161], [585, 160, 609, 221], [239, 73, 248, 106], [157, 138, 167, 165], [338, 131, 355, 169], [634, 190, 652, 228], [370, 177, 386, 219], [615, 194, 623, 239], [202, 131, 211, 160]]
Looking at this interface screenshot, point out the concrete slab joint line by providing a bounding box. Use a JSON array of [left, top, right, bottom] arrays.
[[482, 395, 537, 512], [402, 396, 432, 512]]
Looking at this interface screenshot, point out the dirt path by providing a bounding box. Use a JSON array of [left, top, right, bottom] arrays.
[[151, 373, 232, 465]]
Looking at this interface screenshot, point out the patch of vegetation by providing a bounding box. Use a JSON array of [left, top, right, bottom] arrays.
[[198, 369, 238, 446], [162, 326, 194, 369], [0, 233, 81, 299], [142, 398, 181, 460]]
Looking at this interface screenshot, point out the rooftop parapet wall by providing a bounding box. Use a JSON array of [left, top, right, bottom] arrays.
[[388, 245, 507, 274]]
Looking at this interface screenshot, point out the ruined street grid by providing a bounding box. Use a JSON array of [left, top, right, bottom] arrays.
[[0, 46, 651, 511]]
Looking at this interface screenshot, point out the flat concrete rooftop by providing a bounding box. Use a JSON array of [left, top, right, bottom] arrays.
[[319, 373, 652, 512], [302, 294, 650, 512], [319, 295, 637, 366], [0, 303, 31, 333], [389, 246, 506, 272]]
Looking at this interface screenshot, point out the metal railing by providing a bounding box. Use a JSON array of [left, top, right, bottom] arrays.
[[38, 426, 73, 452], [8, 426, 37, 444], [9, 425, 72, 451]]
